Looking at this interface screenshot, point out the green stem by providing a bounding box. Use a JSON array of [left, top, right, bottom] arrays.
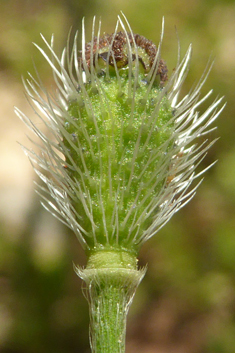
[[75, 250, 145, 353]]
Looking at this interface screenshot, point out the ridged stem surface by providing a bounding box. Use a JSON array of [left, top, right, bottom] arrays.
[[76, 251, 145, 353]]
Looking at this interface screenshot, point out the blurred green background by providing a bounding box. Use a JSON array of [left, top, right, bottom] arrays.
[[0, 0, 235, 352]]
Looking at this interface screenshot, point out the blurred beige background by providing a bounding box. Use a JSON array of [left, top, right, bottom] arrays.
[[0, 0, 235, 352]]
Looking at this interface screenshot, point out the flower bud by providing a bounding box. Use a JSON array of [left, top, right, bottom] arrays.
[[16, 15, 225, 258]]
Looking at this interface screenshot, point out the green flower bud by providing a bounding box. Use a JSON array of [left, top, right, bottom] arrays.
[[16, 16, 224, 258], [64, 28, 173, 255]]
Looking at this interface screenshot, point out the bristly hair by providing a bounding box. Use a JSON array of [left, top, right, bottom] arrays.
[[15, 14, 225, 251]]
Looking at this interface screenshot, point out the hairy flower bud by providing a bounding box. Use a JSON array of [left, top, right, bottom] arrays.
[[16, 15, 224, 257]]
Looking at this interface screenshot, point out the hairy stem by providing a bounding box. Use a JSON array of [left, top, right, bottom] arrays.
[[75, 251, 145, 353]]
